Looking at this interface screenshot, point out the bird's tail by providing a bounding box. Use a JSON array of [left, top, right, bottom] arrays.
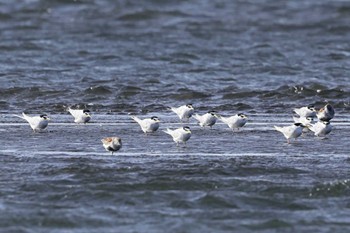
[[274, 126, 283, 133], [162, 128, 173, 135], [218, 115, 228, 124], [169, 107, 177, 113], [67, 107, 81, 119], [130, 116, 142, 124], [13, 112, 28, 120], [193, 114, 200, 121], [67, 108, 74, 117], [293, 109, 301, 116], [308, 124, 316, 132]]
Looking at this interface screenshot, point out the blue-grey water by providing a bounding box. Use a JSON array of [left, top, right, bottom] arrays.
[[1, 0, 350, 232]]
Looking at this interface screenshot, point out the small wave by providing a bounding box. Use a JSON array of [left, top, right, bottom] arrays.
[[223, 91, 262, 99], [118, 9, 189, 21], [170, 52, 200, 60], [309, 180, 350, 198], [168, 88, 212, 100], [0, 87, 67, 100], [0, 101, 8, 109], [221, 84, 349, 107], [119, 85, 144, 97], [249, 43, 286, 58], [327, 52, 348, 60], [245, 219, 292, 230], [0, 12, 11, 20], [196, 194, 238, 208], [118, 10, 161, 21], [170, 59, 193, 65], [316, 88, 349, 99], [84, 86, 112, 95], [337, 5, 350, 14], [50, 0, 88, 4], [216, 103, 253, 111]]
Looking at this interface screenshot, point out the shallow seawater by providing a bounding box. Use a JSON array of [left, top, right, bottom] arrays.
[[1, 114, 350, 232], [1, 0, 350, 232]]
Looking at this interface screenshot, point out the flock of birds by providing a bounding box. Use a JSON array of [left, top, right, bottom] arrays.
[[13, 103, 335, 154], [275, 103, 335, 143]]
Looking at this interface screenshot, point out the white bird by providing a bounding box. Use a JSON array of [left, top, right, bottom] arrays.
[[274, 123, 304, 144], [170, 104, 194, 122], [193, 111, 218, 128], [292, 116, 315, 132], [68, 108, 91, 123], [130, 116, 160, 134], [293, 105, 317, 118], [309, 121, 332, 137], [14, 113, 50, 132], [317, 104, 335, 121], [218, 113, 248, 131], [101, 137, 122, 154], [163, 126, 192, 146]]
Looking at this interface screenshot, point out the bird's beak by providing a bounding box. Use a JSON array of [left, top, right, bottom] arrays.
[[47, 117, 51, 121]]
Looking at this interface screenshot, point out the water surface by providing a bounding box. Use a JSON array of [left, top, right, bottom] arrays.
[[0, 0, 350, 232]]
